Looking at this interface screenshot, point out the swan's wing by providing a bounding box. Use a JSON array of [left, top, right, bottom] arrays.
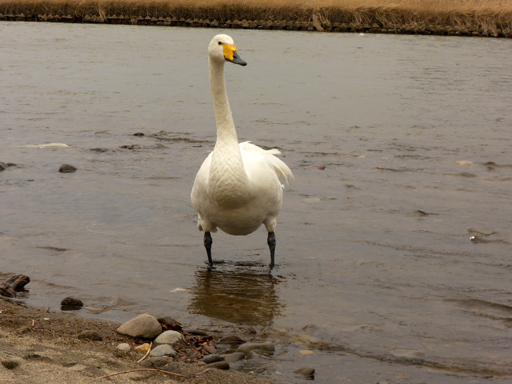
[[239, 141, 294, 187]]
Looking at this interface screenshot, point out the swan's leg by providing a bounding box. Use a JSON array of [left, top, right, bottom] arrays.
[[267, 231, 276, 269], [204, 232, 213, 267]]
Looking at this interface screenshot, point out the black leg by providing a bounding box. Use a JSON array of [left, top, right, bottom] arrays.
[[267, 231, 276, 269], [204, 232, 213, 267]]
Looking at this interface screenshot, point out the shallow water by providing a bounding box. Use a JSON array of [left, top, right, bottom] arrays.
[[1, 22, 512, 383]]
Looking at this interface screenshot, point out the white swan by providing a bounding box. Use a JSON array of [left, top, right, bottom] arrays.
[[191, 34, 293, 269]]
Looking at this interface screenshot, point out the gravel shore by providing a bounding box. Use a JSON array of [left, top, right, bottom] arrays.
[[0, 299, 277, 384]]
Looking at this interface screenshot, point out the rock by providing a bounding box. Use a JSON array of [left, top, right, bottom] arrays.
[[218, 335, 246, 346], [202, 354, 224, 364], [0, 162, 7, 171], [77, 330, 102, 341], [140, 356, 172, 369], [133, 132, 145, 137], [84, 306, 103, 314], [223, 352, 245, 363], [184, 328, 208, 336], [116, 343, 131, 352], [154, 330, 184, 345], [207, 361, 230, 370], [294, 367, 315, 378], [149, 344, 176, 358], [60, 297, 84, 310], [117, 313, 162, 339], [59, 164, 76, 173], [238, 341, 275, 355], [1, 359, 19, 369]]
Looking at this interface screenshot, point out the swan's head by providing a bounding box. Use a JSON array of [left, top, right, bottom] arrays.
[[208, 34, 247, 66]]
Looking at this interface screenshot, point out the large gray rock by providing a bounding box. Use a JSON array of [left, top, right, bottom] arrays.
[[116, 314, 162, 339], [237, 341, 275, 356], [154, 330, 184, 345]]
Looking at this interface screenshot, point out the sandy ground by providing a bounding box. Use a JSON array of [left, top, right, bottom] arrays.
[[0, 299, 277, 384]]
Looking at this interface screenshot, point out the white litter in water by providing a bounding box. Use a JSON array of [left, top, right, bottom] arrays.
[[17, 143, 70, 148]]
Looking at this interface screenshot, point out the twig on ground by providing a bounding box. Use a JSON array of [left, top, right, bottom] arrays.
[[136, 342, 153, 363], [98, 368, 184, 379]]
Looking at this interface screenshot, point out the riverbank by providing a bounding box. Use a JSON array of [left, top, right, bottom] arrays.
[[0, 298, 278, 384], [0, 0, 511, 37]]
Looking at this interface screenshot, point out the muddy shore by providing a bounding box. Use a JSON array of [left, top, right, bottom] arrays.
[[0, 299, 278, 384], [1, 1, 511, 38]]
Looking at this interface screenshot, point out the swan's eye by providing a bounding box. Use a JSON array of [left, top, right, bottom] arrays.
[[218, 41, 222, 45]]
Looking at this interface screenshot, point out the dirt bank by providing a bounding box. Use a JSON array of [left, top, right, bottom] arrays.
[[0, 299, 277, 384], [0, 0, 511, 37]]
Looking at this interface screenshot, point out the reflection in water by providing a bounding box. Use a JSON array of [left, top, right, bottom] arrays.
[[188, 263, 283, 326]]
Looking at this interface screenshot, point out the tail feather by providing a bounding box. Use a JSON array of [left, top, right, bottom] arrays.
[[240, 141, 294, 187]]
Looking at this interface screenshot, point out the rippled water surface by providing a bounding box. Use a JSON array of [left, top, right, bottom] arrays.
[[2, 22, 512, 383]]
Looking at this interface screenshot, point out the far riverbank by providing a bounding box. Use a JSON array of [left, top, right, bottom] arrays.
[[1, 0, 511, 37]]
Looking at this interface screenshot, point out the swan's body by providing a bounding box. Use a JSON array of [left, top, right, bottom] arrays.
[[191, 34, 293, 268]]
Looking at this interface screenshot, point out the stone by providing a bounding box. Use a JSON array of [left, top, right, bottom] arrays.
[[238, 341, 275, 356], [207, 361, 230, 370], [117, 343, 131, 351], [149, 344, 176, 358], [140, 356, 172, 369], [223, 352, 245, 363], [0, 162, 7, 171], [185, 329, 208, 336], [218, 335, 246, 346], [154, 330, 184, 345], [294, 367, 315, 378], [59, 164, 76, 173], [1, 360, 19, 369], [77, 330, 102, 341], [202, 354, 224, 364], [117, 314, 162, 339], [60, 297, 83, 310]]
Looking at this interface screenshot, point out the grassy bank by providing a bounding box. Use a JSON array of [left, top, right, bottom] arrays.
[[1, 0, 511, 37]]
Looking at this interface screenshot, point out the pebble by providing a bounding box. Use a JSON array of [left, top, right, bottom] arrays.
[[60, 296, 84, 310], [84, 306, 103, 314], [201, 354, 224, 364], [140, 356, 172, 369], [207, 361, 230, 370], [0, 162, 6, 171], [294, 367, 315, 378], [149, 344, 177, 358], [218, 335, 246, 346], [154, 330, 184, 345], [59, 164, 76, 173], [1, 360, 19, 369], [116, 313, 162, 339], [223, 352, 245, 363], [77, 330, 102, 341], [237, 341, 275, 356], [116, 343, 131, 352]]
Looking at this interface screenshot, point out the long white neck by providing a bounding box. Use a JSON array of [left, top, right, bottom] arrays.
[[208, 58, 250, 206]]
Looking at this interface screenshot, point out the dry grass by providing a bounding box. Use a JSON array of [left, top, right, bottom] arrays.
[[1, 0, 511, 35]]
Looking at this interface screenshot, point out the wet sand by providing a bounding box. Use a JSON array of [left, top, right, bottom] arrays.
[[0, 299, 277, 384]]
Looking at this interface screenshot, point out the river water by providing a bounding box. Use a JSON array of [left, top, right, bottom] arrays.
[[1, 22, 512, 383]]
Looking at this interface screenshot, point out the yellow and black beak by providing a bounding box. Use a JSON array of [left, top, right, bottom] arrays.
[[222, 44, 247, 66]]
